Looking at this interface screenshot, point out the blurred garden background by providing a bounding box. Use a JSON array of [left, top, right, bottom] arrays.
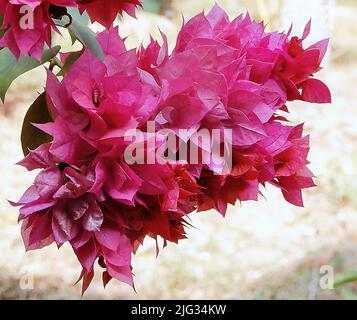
[[1, 0, 357, 299]]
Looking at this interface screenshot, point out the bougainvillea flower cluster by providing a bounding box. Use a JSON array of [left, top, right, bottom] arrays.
[[0, 0, 142, 59], [11, 5, 331, 293]]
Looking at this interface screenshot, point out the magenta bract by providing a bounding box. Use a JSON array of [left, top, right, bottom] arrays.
[[11, 5, 331, 293]]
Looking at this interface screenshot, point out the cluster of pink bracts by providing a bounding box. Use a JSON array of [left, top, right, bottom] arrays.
[[9, 5, 331, 293], [0, 0, 142, 59]]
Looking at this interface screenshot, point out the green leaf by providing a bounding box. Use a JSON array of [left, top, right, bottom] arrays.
[[69, 20, 104, 60], [141, 0, 169, 14], [0, 46, 61, 103], [67, 7, 90, 26], [21, 92, 53, 156], [334, 271, 357, 287], [142, 0, 161, 13], [340, 287, 357, 300], [57, 51, 81, 76]]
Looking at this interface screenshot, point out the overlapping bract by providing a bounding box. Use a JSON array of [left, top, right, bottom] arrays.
[[139, 5, 330, 213], [0, 0, 75, 59], [0, 0, 142, 59], [12, 5, 331, 292], [76, 0, 142, 27]]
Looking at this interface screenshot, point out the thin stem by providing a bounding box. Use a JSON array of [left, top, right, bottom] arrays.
[[52, 13, 73, 29], [49, 57, 64, 71], [62, 13, 73, 28]]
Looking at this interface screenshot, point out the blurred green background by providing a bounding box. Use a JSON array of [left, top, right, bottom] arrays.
[[1, 0, 357, 300]]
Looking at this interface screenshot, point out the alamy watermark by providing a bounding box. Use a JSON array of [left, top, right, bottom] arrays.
[[123, 121, 233, 175], [319, 265, 334, 290], [19, 6, 35, 30], [19, 266, 34, 291]]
